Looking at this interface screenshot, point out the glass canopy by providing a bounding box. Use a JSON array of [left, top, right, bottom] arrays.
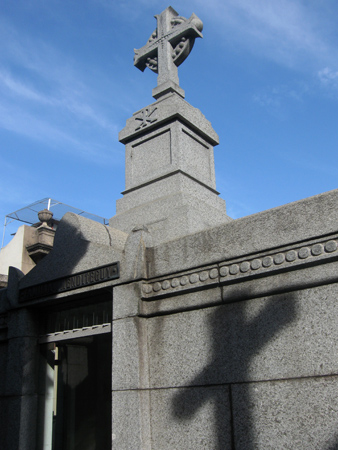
[[1, 198, 108, 248]]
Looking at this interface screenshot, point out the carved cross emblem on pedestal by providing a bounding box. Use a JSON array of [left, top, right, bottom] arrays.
[[134, 6, 203, 91], [134, 107, 158, 131]]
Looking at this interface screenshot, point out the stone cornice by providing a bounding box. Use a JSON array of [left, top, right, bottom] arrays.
[[141, 235, 338, 301]]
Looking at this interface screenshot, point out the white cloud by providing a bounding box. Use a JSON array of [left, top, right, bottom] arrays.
[[195, 0, 338, 71], [0, 101, 121, 166], [0, 69, 113, 130], [0, 16, 123, 164], [318, 67, 338, 90], [252, 82, 309, 117], [0, 70, 48, 102]]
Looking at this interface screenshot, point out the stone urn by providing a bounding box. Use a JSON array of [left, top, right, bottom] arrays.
[[38, 209, 53, 228]]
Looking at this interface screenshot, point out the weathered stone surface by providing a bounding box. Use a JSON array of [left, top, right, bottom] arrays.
[[5, 336, 38, 396], [112, 93, 230, 245], [112, 191, 229, 246], [112, 390, 151, 450], [221, 259, 338, 303], [151, 385, 232, 450], [116, 171, 223, 215], [149, 189, 338, 278], [7, 308, 38, 339], [19, 213, 127, 289], [113, 282, 141, 320], [232, 376, 338, 450], [0, 225, 37, 277], [146, 284, 338, 388], [112, 385, 232, 450], [119, 92, 219, 146], [5, 395, 38, 450], [2, 7, 338, 450], [140, 285, 222, 316], [120, 226, 153, 282], [6, 266, 24, 307], [122, 122, 218, 192], [112, 317, 149, 390]]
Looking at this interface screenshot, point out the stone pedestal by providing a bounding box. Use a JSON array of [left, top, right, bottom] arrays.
[[110, 92, 231, 245], [26, 226, 55, 264]]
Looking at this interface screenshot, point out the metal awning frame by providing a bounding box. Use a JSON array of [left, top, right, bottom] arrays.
[[1, 198, 108, 249]]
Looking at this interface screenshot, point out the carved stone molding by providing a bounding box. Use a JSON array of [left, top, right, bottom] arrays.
[[141, 236, 338, 300]]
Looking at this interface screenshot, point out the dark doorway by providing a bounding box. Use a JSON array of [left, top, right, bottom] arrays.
[[38, 333, 111, 450]]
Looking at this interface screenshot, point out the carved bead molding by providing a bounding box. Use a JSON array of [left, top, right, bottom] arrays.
[[142, 237, 338, 299]]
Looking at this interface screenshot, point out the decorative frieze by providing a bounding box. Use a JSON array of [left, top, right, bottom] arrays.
[[142, 237, 338, 299]]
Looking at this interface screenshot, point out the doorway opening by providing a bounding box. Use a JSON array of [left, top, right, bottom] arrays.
[[37, 332, 112, 450]]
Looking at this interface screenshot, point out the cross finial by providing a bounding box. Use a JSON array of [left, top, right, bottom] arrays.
[[134, 6, 203, 99]]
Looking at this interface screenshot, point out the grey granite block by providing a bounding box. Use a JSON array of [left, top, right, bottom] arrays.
[[111, 88, 231, 246], [6, 266, 24, 307], [112, 317, 149, 390], [222, 259, 338, 303], [146, 284, 338, 388], [112, 389, 151, 450], [113, 385, 232, 450], [115, 171, 225, 214], [7, 308, 38, 339], [5, 394, 38, 450], [152, 385, 232, 450], [111, 192, 229, 246], [149, 189, 338, 277], [140, 285, 222, 316], [122, 121, 217, 192], [113, 282, 141, 320], [119, 92, 219, 146], [19, 213, 127, 289], [232, 376, 338, 450], [5, 336, 38, 396]]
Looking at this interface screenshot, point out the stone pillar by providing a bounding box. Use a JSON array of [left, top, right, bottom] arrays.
[[112, 282, 151, 449], [110, 92, 231, 246], [5, 308, 39, 450]]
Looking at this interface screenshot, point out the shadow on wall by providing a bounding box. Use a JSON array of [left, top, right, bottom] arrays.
[[19, 213, 92, 288], [171, 289, 297, 450], [30, 219, 92, 450], [326, 439, 338, 450]]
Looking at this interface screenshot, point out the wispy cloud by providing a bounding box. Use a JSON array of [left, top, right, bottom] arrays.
[[317, 67, 338, 95], [0, 69, 47, 102], [0, 68, 114, 132], [252, 82, 309, 116], [195, 0, 338, 71], [0, 16, 122, 164], [0, 101, 122, 166], [275, 146, 338, 179]]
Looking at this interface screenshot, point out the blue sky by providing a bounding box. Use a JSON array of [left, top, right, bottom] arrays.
[[1, 0, 338, 244]]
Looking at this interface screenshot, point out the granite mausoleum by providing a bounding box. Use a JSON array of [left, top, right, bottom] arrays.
[[1, 6, 338, 449]]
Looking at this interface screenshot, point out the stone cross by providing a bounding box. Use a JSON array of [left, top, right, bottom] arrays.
[[134, 6, 203, 95]]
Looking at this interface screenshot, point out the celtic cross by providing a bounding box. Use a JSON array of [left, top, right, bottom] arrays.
[[134, 6, 203, 97]]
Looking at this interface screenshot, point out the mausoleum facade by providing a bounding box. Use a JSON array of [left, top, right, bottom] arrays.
[[1, 7, 338, 450]]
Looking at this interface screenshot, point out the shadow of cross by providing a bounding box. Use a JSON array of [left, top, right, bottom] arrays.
[[172, 290, 297, 449]]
